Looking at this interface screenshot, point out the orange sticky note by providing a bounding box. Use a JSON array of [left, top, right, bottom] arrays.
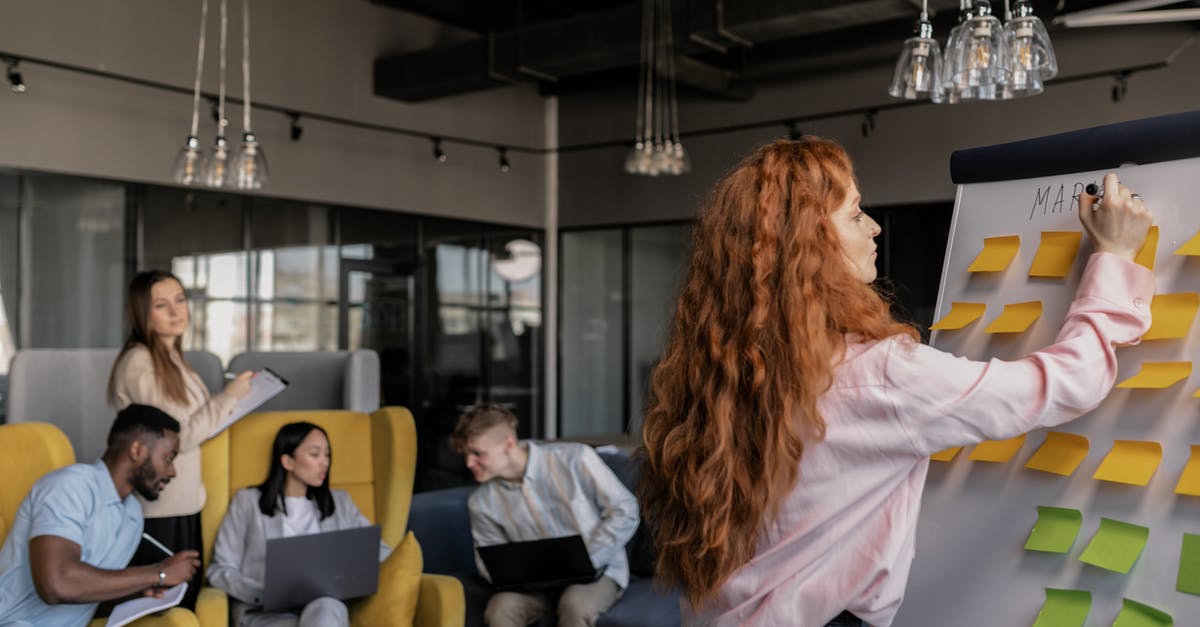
[[1174, 445, 1200, 496], [968, 235, 1021, 272], [1029, 231, 1083, 278], [930, 302, 987, 331], [1134, 226, 1159, 271], [1174, 228, 1200, 256], [1144, 293, 1200, 341], [969, 435, 1027, 463], [1116, 361, 1192, 389], [1025, 432, 1090, 476], [985, 301, 1043, 334], [1093, 440, 1163, 486], [931, 447, 962, 462]]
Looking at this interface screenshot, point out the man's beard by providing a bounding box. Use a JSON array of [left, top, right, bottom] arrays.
[[132, 457, 164, 501]]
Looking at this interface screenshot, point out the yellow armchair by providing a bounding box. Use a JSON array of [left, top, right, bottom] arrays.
[[198, 406, 464, 627], [0, 422, 201, 627]]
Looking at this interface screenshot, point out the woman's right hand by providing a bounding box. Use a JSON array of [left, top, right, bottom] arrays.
[[222, 370, 255, 400], [1078, 172, 1154, 261]]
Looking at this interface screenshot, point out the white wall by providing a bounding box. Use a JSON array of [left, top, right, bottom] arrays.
[[557, 23, 1200, 227], [0, 0, 550, 227]]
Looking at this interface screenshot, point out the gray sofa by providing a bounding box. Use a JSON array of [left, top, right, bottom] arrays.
[[406, 450, 681, 627]]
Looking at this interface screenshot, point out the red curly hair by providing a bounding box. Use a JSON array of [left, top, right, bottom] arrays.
[[638, 137, 918, 607]]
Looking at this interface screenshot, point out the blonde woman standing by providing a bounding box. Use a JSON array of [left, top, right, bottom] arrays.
[[108, 270, 254, 610]]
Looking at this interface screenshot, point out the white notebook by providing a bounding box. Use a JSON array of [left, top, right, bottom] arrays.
[[207, 367, 290, 439], [105, 582, 187, 627]]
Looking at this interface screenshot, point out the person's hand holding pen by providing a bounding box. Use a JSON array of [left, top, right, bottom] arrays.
[[221, 370, 255, 400], [140, 533, 200, 598], [1079, 172, 1154, 262]]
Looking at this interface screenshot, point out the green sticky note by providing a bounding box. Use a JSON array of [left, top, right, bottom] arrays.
[[1025, 506, 1083, 553], [1113, 598, 1173, 627], [1032, 588, 1091, 627], [1178, 533, 1200, 596], [1079, 517, 1149, 573]]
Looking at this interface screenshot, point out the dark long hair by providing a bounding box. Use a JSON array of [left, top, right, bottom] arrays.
[[257, 422, 336, 520], [107, 270, 191, 406], [639, 138, 918, 606]]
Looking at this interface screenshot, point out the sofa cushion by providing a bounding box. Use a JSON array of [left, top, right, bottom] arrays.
[[352, 531, 423, 627], [596, 578, 681, 627]]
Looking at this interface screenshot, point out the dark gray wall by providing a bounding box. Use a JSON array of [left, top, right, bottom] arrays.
[[0, 0, 551, 227], [557, 24, 1200, 227]]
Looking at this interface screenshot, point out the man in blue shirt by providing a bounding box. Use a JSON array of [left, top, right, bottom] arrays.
[[0, 403, 201, 626]]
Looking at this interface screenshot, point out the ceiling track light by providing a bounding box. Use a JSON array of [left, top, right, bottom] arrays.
[[432, 137, 447, 162], [498, 147, 511, 173], [1112, 72, 1130, 102], [861, 111, 877, 138], [5, 59, 25, 93], [787, 121, 803, 140], [288, 113, 303, 141]]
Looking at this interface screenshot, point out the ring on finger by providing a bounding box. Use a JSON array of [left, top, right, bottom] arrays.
[[1131, 193, 1141, 200]]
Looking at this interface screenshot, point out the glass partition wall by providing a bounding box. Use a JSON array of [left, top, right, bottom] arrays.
[[0, 170, 543, 491], [557, 202, 953, 443]]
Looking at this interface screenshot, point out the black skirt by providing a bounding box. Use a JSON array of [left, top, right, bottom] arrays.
[[825, 610, 865, 627], [129, 513, 203, 612]]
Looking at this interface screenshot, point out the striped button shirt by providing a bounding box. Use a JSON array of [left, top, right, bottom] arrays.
[[468, 440, 640, 589]]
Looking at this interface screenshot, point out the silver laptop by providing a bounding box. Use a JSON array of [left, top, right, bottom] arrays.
[[262, 525, 381, 611]]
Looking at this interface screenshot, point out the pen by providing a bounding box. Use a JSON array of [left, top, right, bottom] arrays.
[[142, 532, 174, 557], [1084, 182, 1141, 205]]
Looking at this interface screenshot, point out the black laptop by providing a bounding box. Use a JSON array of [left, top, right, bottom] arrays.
[[477, 535, 606, 592], [262, 525, 381, 611]]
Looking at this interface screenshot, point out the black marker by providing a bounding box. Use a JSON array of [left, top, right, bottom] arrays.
[[1085, 182, 1102, 197]]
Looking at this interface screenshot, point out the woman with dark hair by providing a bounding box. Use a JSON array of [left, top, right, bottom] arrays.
[[638, 137, 1154, 626], [207, 422, 390, 627], [108, 269, 254, 609]]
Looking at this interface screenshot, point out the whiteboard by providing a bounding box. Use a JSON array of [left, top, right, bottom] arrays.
[[895, 154, 1200, 627]]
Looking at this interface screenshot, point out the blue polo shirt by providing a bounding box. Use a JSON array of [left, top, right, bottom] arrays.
[[0, 460, 143, 626]]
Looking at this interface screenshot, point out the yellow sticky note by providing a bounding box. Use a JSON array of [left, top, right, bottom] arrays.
[[1116, 361, 1192, 389], [930, 302, 987, 331], [931, 447, 962, 462], [1144, 293, 1200, 341], [1174, 228, 1200, 256], [1093, 440, 1163, 486], [1134, 226, 1160, 271], [1025, 432, 1090, 476], [985, 301, 1043, 334], [1029, 231, 1083, 278], [1174, 445, 1200, 496], [968, 235, 1021, 272], [969, 435, 1027, 463]]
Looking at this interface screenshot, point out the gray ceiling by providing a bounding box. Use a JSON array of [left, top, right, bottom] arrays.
[[369, 0, 1174, 102]]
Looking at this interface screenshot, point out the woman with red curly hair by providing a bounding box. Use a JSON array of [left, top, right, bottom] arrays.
[[638, 137, 1153, 626]]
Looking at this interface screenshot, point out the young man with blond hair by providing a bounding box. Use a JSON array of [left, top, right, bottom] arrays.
[[451, 404, 639, 627]]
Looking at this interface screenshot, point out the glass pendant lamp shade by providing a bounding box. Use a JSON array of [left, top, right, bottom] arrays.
[[670, 140, 691, 175], [172, 136, 204, 185], [201, 136, 232, 187], [1006, 1, 1057, 83], [941, 5, 972, 103], [889, 18, 943, 102], [950, 1, 1010, 99], [232, 132, 268, 189]]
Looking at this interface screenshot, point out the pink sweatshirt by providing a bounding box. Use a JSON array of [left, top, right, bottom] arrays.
[[684, 253, 1154, 627]]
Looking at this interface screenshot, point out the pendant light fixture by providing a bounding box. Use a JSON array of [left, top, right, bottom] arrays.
[[889, 0, 1055, 103], [888, 0, 944, 102], [624, 0, 687, 176], [231, 0, 268, 189], [200, 0, 232, 187], [171, 0, 209, 185], [1002, 0, 1057, 98]]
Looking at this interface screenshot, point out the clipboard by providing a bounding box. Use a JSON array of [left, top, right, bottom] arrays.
[[207, 367, 289, 439]]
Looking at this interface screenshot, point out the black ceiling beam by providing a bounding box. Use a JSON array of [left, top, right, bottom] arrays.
[[375, 3, 755, 102]]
